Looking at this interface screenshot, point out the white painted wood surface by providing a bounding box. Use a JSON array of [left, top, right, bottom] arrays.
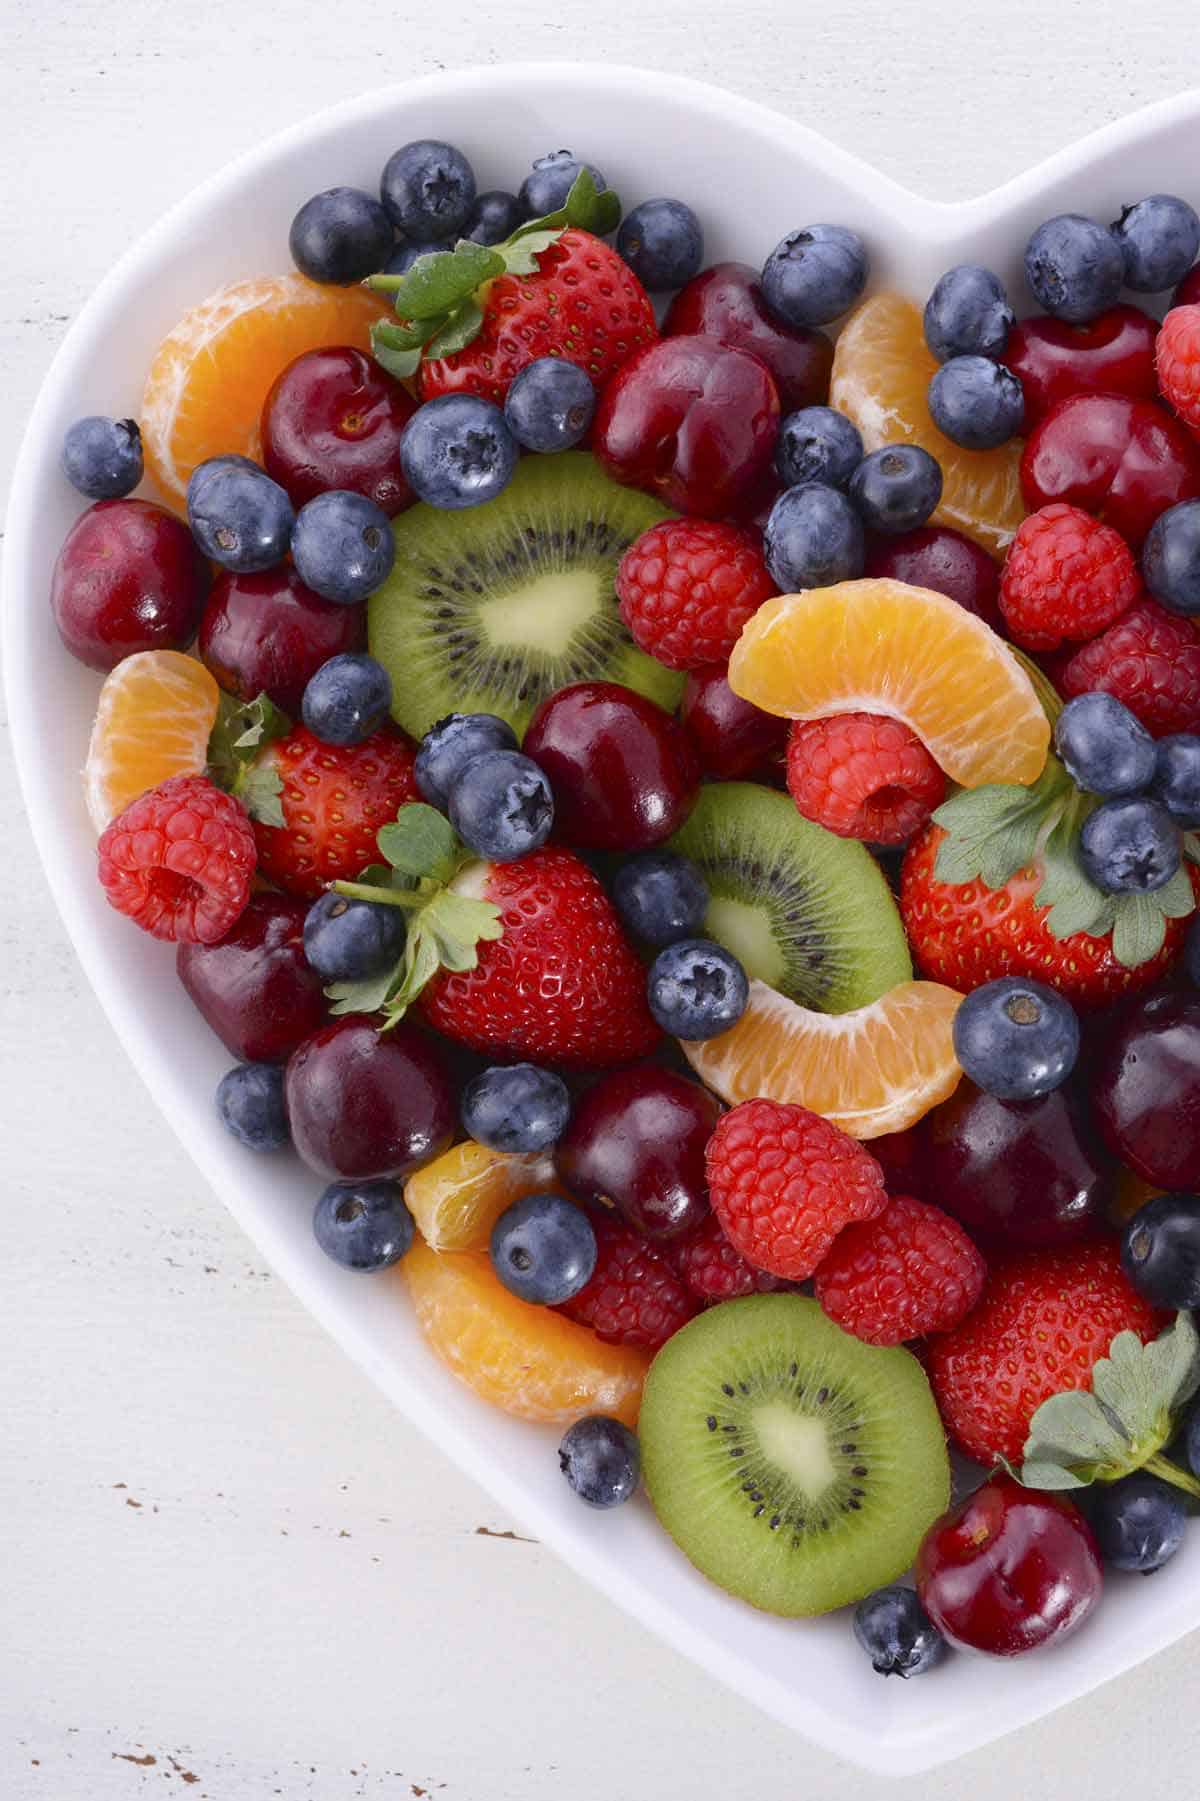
[[6, 6, 1200, 1794]]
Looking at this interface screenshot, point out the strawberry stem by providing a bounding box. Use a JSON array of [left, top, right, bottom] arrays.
[[1143, 1453, 1200, 1501], [332, 879, 424, 910]]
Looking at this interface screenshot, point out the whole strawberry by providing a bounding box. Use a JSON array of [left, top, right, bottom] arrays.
[[926, 1240, 1161, 1466], [616, 519, 776, 671], [559, 1210, 697, 1350]]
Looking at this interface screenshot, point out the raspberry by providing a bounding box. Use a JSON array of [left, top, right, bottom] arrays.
[[558, 1212, 697, 1351], [616, 519, 775, 671], [705, 1098, 887, 1280], [999, 503, 1139, 651], [785, 711, 945, 845], [813, 1195, 985, 1346], [1059, 598, 1200, 735], [97, 774, 256, 944], [670, 1211, 786, 1303], [1157, 304, 1200, 435]]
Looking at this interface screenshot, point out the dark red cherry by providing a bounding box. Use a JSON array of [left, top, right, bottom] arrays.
[[177, 893, 326, 1062], [1020, 392, 1200, 546], [50, 498, 210, 671], [1093, 989, 1200, 1189], [679, 665, 788, 781], [664, 261, 833, 411], [864, 525, 1003, 632], [555, 1064, 720, 1240], [261, 346, 416, 514], [1005, 305, 1159, 429], [198, 564, 365, 713], [285, 1015, 456, 1180], [1173, 265, 1200, 308]]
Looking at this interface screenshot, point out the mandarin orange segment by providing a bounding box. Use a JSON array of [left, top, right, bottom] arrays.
[[140, 274, 391, 508], [728, 578, 1050, 788], [404, 1140, 564, 1253], [830, 292, 1025, 554], [403, 1239, 649, 1426], [680, 978, 963, 1138], [83, 649, 221, 831]]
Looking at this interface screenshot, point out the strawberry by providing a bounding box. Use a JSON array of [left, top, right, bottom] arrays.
[[367, 172, 657, 407]]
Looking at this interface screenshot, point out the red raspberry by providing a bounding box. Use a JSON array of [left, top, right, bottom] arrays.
[[97, 774, 256, 944], [1157, 304, 1200, 435], [616, 519, 775, 671], [558, 1212, 697, 1351], [670, 1211, 786, 1303], [999, 503, 1139, 651], [785, 711, 945, 845], [705, 1098, 887, 1281], [1058, 598, 1200, 735], [813, 1195, 986, 1347]]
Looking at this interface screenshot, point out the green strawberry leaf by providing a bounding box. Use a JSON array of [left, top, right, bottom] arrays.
[[931, 758, 1072, 889], [369, 241, 504, 316], [1185, 831, 1200, 868], [498, 228, 564, 277], [1032, 792, 1114, 940], [422, 297, 485, 361], [512, 165, 621, 240], [376, 804, 463, 884], [207, 691, 291, 826], [235, 763, 286, 829], [327, 961, 408, 1019]]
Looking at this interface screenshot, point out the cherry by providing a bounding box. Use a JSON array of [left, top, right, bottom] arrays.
[[1005, 305, 1159, 430], [1174, 265, 1200, 308], [555, 1064, 720, 1239], [177, 893, 326, 1063], [261, 346, 417, 515], [1021, 392, 1200, 546], [524, 681, 700, 851], [919, 1076, 1113, 1247], [50, 498, 210, 671], [663, 261, 833, 411], [916, 1474, 1102, 1657], [285, 1015, 456, 1180], [864, 526, 1002, 632], [1093, 989, 1200, 1189], [198, 564, 365, 714], [593, 334, 780, 519], [679, 664, 788, 781]]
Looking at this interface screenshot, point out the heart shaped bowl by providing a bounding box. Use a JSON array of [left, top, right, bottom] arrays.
[[8, 63, 1200, 1775]]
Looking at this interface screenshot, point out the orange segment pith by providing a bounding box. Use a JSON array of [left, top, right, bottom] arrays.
[[728, 578, 1050, 787], [830, 291, 1024, 554], [404, 1140, 564, 1253], [140, 273, 391, 509], [84, 649, 221, 831], [402, 1240, 649, 1426], [680, 979, 963, 1138]]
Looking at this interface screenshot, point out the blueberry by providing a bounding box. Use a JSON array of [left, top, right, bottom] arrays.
[[1079, 796, 1181, 894], [503, 358, 596, 453], [616, 198, 704, 291], [384, 239, 451, 276], [490, 1193, 597, 1304], [303, 890, 406, 982], [1143, 501, 1200, 616], [1111, 194, 1200, 293], [558, 1415, 640, 1507], [447, 748, 554, 861], [612, 850, 709, 946], [1054, 691, 1157, 798], [774, 406, 863, 490], [761, 223, 868, 328], [399, 395, 518, 510], [61, 415, 143, 499], [1089, 1475, 1187, 1574], [379, 139, 476, 241], [646, 938, 749, 1040], [302, 652, 393, 746], [951, 976, 1080, 1102], [922, 264, 1014, 362], [461, 1063, 572, 1154], [853, 1585, 945, 1678], [927, 356, 1024, 450], [519, 150, 607, 219], [848, 445, 943, 535], [290, 490, 395, 604], [216, 1061, 290, 1152], [465, 189, 525, 245], [763, 482, 865, 591], [1153, 734, 1200, 827], [187, 454, 294, 573], [414, 711, 519, 810], [313, 1178, 415, 1272], [1024, 213, 1125, 323], [288, 186, 394, 285], [1122, 1190, 1200, 1308]]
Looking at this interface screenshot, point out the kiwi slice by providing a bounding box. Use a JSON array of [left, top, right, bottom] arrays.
[[667, 783, 911, 1013], [639, 1295, 950, 1617], [368, 451, 683, 739]]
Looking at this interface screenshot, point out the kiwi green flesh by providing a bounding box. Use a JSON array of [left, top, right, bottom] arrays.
[[639, 1295, 950, 1617], [368, 451, 683, 740], [667, 784, 911, 1014]]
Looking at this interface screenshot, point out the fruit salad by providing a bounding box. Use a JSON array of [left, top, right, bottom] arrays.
[[50, 138, 1200, 1678]]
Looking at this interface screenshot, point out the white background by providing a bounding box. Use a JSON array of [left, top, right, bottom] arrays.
[[7, 4, 1200, 1796]]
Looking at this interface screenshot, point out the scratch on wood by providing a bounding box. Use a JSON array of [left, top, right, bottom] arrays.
[[112, 1751, 157, 1767], [168, 1754, 200, 1784], [125, 1497, 142, 1509], [474, 1525, 537, 1543]]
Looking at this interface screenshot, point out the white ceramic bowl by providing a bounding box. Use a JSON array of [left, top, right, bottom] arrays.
[[8, 63, 1200, 1775]]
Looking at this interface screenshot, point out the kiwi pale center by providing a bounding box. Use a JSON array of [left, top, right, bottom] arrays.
[[754, 1400, 836, 1499], [704, 896, 786, 988], [481, 567, 604, 656], [704, 1367, 872, 1541]]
